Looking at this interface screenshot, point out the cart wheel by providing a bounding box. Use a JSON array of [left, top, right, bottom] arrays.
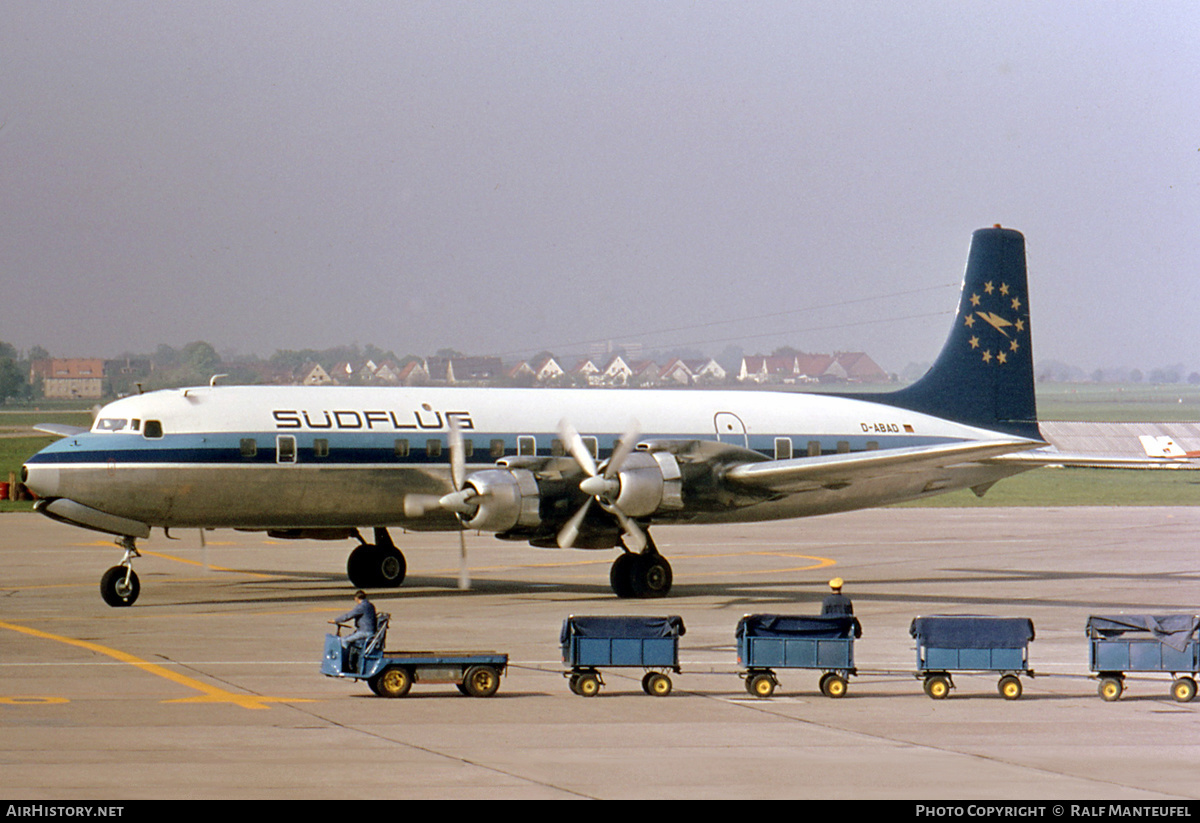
[[998, 675, 1022, 700], [568, 674, 581, 695], [1171, 677, 1196, 703], [372, 666, 412, 698], [575, 672, 601, 697], [822, 674, 848, 698], [462, 665, 501, 698], [749, 673, 776, 698], [642, 672, 672, 697], [924, 675, 951, 700], [1098, 676, 1123, 702]]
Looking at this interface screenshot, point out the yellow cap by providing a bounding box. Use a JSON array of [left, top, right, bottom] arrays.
[[829, 577, 844, 590]]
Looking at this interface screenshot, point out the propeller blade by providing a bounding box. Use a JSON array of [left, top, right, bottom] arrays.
[[446, 417, 471, 589], [556, 497, 593, 549], [199, 529, 209, 573], [558, 420, 598, 477], [457, 527, 470, 590], [605, 421, 641, 479], [609, 505, 647, 553], [448, 416, 465, 491]]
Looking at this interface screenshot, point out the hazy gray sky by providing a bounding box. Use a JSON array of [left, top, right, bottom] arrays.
[[2, 2, 1196, 373]]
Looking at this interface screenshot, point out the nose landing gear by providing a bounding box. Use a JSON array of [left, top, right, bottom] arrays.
[[100, 537, 141, 607]]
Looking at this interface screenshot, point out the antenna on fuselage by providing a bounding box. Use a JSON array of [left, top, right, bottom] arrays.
[[209, 374, 229, 387]]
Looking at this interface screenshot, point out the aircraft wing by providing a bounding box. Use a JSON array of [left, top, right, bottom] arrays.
[[723, 439, 1040, 494], [33, 423, 89, 437]]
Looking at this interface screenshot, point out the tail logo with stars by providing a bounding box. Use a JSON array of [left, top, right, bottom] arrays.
[[869, 226, 1040, 440]]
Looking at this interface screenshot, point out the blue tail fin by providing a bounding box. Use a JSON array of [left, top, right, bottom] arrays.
[[867, 227, 1040, 439]]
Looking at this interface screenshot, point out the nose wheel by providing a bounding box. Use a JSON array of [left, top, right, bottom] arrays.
[[100, 537, 141, 607]]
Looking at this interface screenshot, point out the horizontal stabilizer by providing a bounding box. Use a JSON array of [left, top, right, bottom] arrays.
[[1138, 435, 1193, 459], [985, 447, 1187, 470]]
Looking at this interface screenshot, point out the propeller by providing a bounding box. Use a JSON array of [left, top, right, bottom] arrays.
[[557, 419, 646, 551]]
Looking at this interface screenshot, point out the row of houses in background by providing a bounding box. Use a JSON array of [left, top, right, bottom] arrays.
[[30, 350, 887, 399], [299, 351, 886, 388]]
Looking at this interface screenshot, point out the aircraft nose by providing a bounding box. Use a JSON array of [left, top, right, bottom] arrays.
[[21, 463, 60, 498]]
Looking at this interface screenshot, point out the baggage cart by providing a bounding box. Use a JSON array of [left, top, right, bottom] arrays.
[[736, 613, 862, 698], [1086, 614, 1199, 702], [560, 615, 684, 696], [909, 615, 1035, 699], [322, 613, 508, 697]]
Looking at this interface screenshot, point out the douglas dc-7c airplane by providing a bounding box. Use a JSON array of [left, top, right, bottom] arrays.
[[23, 227, 1118, 606]]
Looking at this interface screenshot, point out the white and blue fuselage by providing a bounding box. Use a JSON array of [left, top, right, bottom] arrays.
[[23, 227, 1058, 603], [25, 384, 1024, 532]]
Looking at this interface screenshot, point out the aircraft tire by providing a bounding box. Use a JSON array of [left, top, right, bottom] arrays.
[[376, 545, 406, 587], [630, 552, 673, 599], [100, 566, 140, 607], [347, 543, 407, 589], [609, 553, 638, 598]]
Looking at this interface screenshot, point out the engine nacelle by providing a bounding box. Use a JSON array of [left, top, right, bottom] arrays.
[[461, 468, 541, 533], [612, 451, 683, 517]]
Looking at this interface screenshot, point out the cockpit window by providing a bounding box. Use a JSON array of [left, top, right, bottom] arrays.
[[95, 419, 129, 432]]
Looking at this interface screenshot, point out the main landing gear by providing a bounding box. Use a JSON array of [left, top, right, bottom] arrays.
[[346, 528, 407, 589], [100, 536, 141, 607], [609, 535, 673, 599]]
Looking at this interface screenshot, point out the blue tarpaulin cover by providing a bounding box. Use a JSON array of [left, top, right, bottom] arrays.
[[1086, 614, 1199, 653], [736, 614, 862, 640], [560, 615, 686, 644], [909, 616, 1035, 648]]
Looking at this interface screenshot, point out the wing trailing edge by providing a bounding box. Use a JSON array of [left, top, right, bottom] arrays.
[[724, 438, 1042, 494]]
